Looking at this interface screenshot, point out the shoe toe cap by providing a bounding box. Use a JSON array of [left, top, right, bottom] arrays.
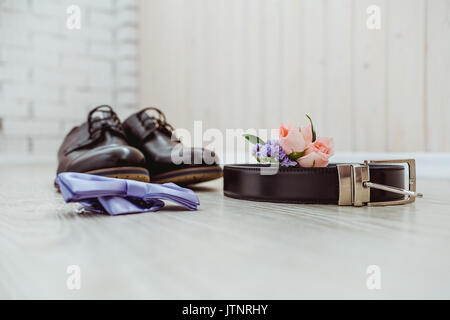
[[61, 145, 146, 173]]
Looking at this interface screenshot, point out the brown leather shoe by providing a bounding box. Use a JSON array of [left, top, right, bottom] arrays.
[[56, 105, 150, 182], [123, 107, 222, 185]]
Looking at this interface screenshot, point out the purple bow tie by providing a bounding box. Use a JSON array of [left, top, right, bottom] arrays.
[[55, 172, 200, 215]]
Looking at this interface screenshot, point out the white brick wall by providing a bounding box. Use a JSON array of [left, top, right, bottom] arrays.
[[0, 0, 139, 161]]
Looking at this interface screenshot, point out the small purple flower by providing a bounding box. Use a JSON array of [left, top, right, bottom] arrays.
[[275, 141, 297, 167], [252, 143, 261, 158], [251, 139, 298, 167], [280, 155, 298, 167], [268, 141, 277, 156], [252, 143, 267, 160], [267, 139, 298, 167]]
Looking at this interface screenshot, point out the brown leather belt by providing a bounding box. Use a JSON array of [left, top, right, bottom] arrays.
[[223, 159, 422, 207]]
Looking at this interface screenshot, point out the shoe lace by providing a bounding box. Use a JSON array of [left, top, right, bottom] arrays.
[[87, 105, 122, 138], [138, 107, 179, 141], [63, 105, 123, 155]]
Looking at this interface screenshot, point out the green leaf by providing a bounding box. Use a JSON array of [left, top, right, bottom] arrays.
[[305, 114, 317, 142], [288, 151, 305, 161], [242, 134, 266, 145]]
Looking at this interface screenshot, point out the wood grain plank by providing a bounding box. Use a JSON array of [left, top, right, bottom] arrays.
[[1, 165, 450, 299]]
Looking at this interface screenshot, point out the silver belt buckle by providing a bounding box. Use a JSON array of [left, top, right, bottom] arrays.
[[337, 159, 423, 207]]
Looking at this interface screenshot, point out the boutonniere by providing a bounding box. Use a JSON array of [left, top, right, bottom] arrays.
[[243, 114, 334, 168]]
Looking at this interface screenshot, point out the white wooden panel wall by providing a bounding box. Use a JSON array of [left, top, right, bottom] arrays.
[[426, 0, 450, 152], [139, 0, 450, 152], [353, 0, 386, 151]]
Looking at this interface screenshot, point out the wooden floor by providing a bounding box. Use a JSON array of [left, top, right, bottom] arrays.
[[0, 164, 449, 299]]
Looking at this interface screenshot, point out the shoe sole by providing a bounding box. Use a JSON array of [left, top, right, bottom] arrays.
[[54, 166, 150, 191], [84, 166, 150, 182], [150, 165, 223, 185]]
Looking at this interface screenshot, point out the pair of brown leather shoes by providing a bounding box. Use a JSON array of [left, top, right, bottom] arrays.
[[57, 105, 222, 185]]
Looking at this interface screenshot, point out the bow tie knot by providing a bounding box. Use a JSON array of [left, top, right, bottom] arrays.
[[125, 179, 148, 198], [56, 172, 200, 215]]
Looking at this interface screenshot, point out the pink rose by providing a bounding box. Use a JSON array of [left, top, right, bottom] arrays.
[[297, 151, 329, 168], [308, 137, 334, 157], [279, 123, 308, 155], [299, 125, 313, 146], [297, 137, 334, 168]]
